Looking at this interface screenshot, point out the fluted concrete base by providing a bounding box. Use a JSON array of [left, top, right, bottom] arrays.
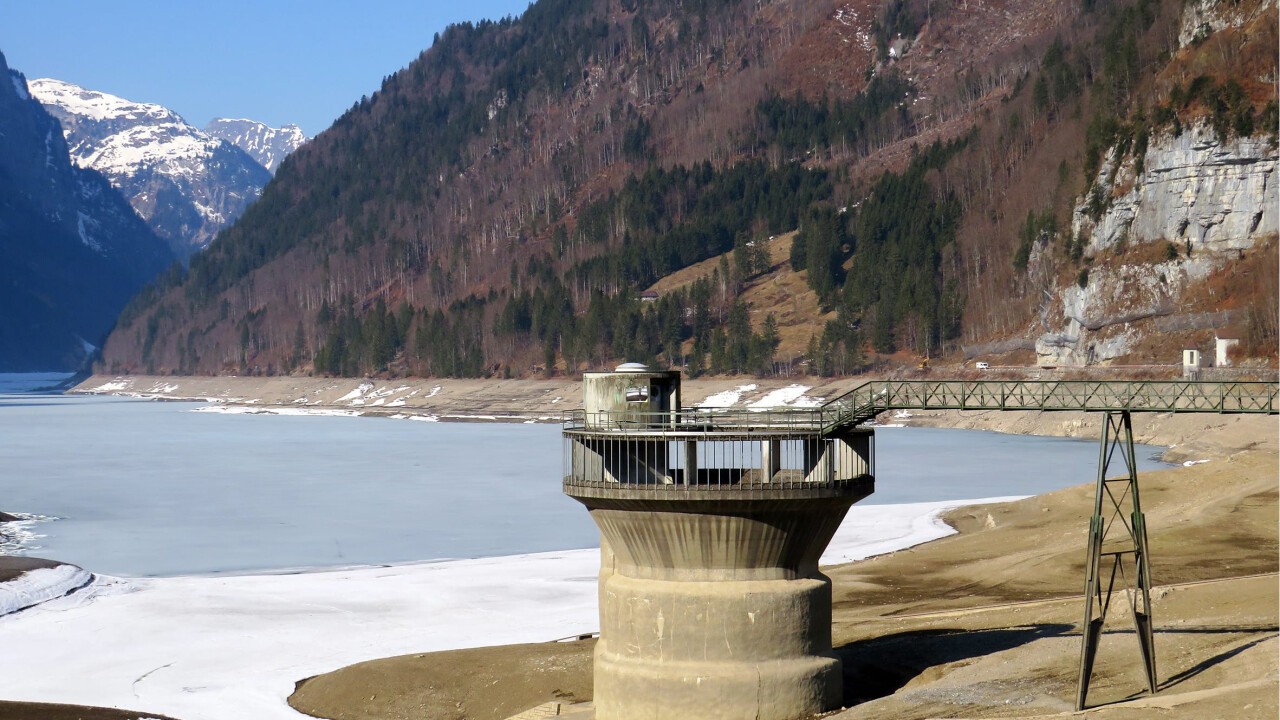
[[569, 487, 871, 720], [594, 575, 842, 720], [595, 652, 841, 720]]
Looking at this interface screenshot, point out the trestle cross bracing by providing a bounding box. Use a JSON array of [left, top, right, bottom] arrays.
[[1076, 411, 1157, 710]]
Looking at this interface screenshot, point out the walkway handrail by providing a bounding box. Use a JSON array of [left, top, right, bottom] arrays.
[[562, 407, 828, 435]]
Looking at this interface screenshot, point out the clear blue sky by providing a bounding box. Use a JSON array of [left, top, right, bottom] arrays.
[[1, 0, 534, 137]]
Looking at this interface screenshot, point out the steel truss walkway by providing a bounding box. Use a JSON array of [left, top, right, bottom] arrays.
[[818, 379, 1278, 433], [815, 378, 1277, 710]]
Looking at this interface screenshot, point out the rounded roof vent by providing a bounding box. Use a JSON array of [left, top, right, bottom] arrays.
[[614, 362, 650, 373]]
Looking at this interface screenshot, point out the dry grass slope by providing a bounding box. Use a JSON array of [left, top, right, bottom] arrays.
[[645, 231, 837, 361]]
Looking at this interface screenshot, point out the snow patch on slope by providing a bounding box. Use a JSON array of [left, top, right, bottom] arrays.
[[698, 384, 758, 408], [833, 3, 875, 53], [79, 123, 214, 180], [43, 127, 55, 169], [27, 79, 173, 124], [9, 71, 29, 101], [748, 384, 824, 409], [76, 211, 103, 251]]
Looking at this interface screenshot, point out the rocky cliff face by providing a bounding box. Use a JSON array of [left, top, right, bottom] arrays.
[[1073, 124, 1276, 256], [29, 79, 272, 261], [0, 57, 173, 371], [1035, 121, 1277, 366], [1035, 255, 1220, 366], [1024, 0, 1279, 369], [204, 118, 307, 174], [1178, 0, 1273, 46]]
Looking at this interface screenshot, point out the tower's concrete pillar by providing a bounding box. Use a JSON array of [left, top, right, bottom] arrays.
[[569, 488, 872, 720]]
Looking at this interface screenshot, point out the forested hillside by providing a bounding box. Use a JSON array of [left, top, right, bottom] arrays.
[[101, 0, 1278, 378]]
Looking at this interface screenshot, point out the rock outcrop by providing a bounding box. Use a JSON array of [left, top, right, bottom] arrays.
[[1036, 121, 1277, 367], [1072, 124, 1276, 256], [1035, 256, 1218, 366], [1178, 0, 1274, 47]]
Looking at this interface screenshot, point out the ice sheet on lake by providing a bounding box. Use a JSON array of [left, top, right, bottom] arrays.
[[0, 373, 76, 394], [0, 496, 1016, 720], [822, 496, 1024, 564]]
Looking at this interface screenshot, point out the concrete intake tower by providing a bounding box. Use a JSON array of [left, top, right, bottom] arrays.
[[562, 365, 874, 719]]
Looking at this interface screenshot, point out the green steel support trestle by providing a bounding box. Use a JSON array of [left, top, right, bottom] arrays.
[[1076, 410, 1157, 710]]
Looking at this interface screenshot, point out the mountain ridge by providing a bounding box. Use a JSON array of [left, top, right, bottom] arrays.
[[204, 118, 307, 174], [29, 79, 277, 260]]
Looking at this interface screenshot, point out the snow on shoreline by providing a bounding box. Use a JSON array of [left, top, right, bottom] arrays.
[[192, 405, 367, 418], [0, 564, 92, 616], [0, 496, 1019, 720], [192, 405, 552, 424], [0, 512, 58, 555], [74, 376, 839, 422]]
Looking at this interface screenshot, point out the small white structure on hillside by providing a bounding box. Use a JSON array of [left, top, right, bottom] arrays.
[[1182, 348, 1201, 377], [1215, 334, 1240, 367]]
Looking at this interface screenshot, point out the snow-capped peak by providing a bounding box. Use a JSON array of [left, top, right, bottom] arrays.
[[28, 78, 179, 126], [205, 117, 308, 173], [29, 78, 220, 182], [28, 78, 273, 259]]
